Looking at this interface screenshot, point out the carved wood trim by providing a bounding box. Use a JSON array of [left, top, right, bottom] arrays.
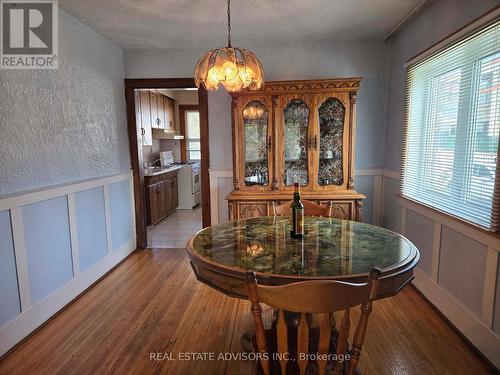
[[239, 203, 267, 219], [230, 78, 362, 96]]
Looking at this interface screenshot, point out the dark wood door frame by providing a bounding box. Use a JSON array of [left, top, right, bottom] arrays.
[[124, 78, 211, 249]]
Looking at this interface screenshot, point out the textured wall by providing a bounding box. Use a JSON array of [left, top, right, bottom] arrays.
[[0, 10, 130, 196]]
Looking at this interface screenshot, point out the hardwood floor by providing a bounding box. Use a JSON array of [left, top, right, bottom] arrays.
[[0, 248, 495, 375]]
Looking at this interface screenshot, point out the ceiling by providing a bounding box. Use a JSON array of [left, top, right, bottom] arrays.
[[59, 0, 423, 49]]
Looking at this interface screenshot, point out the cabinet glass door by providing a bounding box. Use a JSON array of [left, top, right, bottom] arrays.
[[243, 101, 269, 186], [318, 98, 345, 186], [283, 99, 310, 186]]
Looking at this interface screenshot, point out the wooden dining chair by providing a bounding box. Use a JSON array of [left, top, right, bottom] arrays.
[[273, 200, 332, 217], [246, 268, 381, 375]]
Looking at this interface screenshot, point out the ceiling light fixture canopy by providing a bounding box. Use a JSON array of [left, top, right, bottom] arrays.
[[194, 0, 264, 92]]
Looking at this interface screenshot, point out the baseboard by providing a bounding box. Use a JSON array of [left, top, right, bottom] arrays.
[[0, 237, 136, 357], [412, 268, 500, 370]]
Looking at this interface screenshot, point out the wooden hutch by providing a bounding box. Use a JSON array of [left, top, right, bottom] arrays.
[[226, 78, 365, 221]]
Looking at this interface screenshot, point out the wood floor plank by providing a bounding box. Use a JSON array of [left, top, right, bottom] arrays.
[[0, 249, 495, 375]]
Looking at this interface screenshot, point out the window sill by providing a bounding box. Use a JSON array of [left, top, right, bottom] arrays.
[[398, 194, 500, 248]]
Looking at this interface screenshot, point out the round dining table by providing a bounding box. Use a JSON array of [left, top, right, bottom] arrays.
[[186, 216, 420, 300]]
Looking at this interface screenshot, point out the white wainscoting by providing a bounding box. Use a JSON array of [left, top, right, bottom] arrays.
[[391, 184, 500, 368], [0, 172, 136, 356], [209, 169, 233, 225]]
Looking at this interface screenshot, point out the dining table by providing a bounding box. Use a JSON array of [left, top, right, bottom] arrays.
[[186, 215, 420, 354], [186, 216, 420, 300]]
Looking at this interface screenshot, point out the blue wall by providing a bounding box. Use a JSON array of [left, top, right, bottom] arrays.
[[0, 210, 20, 326], [75, 187, 108, 271], [109, 180, 133, 250], [23, 197, 74, 304], [355, 176, 374, 224]]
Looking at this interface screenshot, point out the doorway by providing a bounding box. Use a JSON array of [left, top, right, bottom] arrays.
[[125, 79, 210, 249]]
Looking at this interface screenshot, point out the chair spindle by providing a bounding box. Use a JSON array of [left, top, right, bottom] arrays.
[[297, 313, 309, 375], [276, 309, 288, 375], [318, 312, 332, 375], [335, 309, 351, 374]]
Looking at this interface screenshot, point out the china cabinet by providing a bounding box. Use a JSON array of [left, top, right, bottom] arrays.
[[226, 78, 365, 221]]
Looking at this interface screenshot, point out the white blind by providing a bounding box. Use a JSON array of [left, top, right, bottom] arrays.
[[402, 19, 500, 231]]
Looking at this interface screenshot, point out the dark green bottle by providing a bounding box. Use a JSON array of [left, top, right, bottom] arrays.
[[290, 183, 304, 238]]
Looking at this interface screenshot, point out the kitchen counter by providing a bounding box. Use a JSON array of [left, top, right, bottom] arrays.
[[144, 165, 182, 177]]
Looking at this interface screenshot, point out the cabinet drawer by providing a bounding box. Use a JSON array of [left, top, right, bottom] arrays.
[[145, 172, 173, 186], [320, 201, 353, 220], [236, 201, 271, 220]]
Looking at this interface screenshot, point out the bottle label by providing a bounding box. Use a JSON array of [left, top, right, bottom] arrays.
[[295, 208, 304, 235]]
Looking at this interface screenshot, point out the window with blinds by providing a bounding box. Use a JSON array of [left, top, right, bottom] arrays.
[[402, 19, 500, 231]]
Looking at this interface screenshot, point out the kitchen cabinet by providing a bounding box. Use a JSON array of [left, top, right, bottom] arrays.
[[150, 91, 161, 128], [145, 170, 179, 225], [139, 90, 152, 146], [160, 94, 168, 129], [226, 78, 365, 221], [136, 90, 177, 143], [165, 96, 176, 130]]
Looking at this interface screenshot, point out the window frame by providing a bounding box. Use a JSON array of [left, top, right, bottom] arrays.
[[179, 104, 201, 163], [185, 110, 201, 162]]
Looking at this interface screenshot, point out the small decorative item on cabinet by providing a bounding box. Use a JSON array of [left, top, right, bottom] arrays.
[[226, 78, 365, 221]]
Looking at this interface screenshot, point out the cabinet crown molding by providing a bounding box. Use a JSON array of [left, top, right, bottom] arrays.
[[230, 78, 362, 96]]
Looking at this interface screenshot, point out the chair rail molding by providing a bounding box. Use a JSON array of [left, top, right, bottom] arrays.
[[209, 168, 398, 225], [0, 171, 136, 356]]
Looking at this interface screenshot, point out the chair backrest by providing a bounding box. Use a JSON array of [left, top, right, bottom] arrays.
[[246, 269, 381, 375], [273, 200, 332, 217]]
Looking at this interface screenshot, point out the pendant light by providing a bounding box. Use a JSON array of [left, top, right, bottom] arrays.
[[194, 0, 265, 92]]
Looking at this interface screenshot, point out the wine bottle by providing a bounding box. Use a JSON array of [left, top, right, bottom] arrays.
[[290, 183, 304, 238]]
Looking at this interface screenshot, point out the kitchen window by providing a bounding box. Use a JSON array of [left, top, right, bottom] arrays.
[[402, 19, 500, 232], [186, 110, 201, 161]]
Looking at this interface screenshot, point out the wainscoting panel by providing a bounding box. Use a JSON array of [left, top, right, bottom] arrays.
[[22, 196, 74, 304], [438, 226, 487, 320], [108, 180, 133, 250], [0, 172, 135, 356], [405, 210, 434, 277], [75, 187, 108, 271], [0, 210, 20, 327], [355, 175, 374, 224], [382, 176, 401, 232]]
